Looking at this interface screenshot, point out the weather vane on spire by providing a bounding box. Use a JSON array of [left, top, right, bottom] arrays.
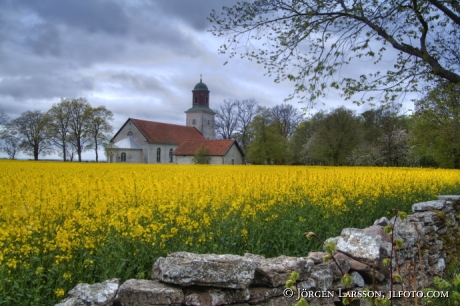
[[200, 74, 202, 82]]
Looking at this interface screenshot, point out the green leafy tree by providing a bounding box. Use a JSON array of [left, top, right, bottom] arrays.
[[246, 107, 285, 164], [308, 107, 362, 165], [360, 105, 411, 166], [209, 0, 460, 106], [290, 112, 325, 164], [192, 145, 211, 164], [411, 83, 460, 168]]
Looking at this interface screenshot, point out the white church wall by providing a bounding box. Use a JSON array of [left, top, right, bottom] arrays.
[[147, 143, 178, 164], [222, 144, 243, 165], [107, 149, 143, 163]]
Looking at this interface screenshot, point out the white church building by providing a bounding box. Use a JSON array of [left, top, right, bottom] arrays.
[[106, 78, 244, 164]]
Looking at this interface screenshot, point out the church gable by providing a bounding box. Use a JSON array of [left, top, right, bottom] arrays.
[[111, 118, 147, 145]]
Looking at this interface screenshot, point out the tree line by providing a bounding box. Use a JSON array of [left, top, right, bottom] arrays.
[[0, 98, 113, 162], [214, 83, 460, 168]]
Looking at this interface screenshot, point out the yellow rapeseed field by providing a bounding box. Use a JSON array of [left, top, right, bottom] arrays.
[[0, 160, 459, 305]]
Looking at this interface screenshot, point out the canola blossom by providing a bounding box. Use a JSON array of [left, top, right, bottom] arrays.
[[0, 160, 459, 305]]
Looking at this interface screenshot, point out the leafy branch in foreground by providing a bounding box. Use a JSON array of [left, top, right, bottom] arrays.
[[209, 0, 460, 106]]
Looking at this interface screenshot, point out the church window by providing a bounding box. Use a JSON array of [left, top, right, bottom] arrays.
[[207, 120, 210, 126], [192, 119, 196, 125], [194, 97, 198, 104], [232, 159, 235, 165], [169, 148, 173, 163], [127, 131, 133, 136], [121, 152, 126, 162], [157, 148, 161, 162]]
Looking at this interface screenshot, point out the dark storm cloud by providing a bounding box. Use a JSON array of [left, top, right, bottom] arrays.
[[154, 0, 240, 31], [0, 74, 94, 100]]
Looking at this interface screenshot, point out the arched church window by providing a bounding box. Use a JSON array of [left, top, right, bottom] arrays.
[[192, 119, 196, 125], [207, 120, 210, 126], [121, 152, 126, 162], [194, 97, 198, 104], [127, 131, 133, 136], [157, 148, 161, 163], [169, 148, 173, 163]]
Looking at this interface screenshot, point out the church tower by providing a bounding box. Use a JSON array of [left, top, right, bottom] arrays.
[[185, 76, 215, 139]]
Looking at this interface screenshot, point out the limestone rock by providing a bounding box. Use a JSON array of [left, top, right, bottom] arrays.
[[310, 264, 333, 291], [298, 278, 316, 290], [184, 287, 250, 306], [350, 271, 365, 287], [116, 279, 184, 306], [56, 278, 119, 306], [245, 254, 314, 287], [152, 252, 258, 289], [257, 295, 298, 306], [412, 200, 445, 212], [364, 225, 391, 243], [407, 211, 440, 225], [55, 297, 85, 306], [334, 253, 385, 282], [437, 195, 460, 201], [327, 228, 383, 265], [247, 286, 285, 304], [373, 217, 389, 226], [307, 252, 327, 264]]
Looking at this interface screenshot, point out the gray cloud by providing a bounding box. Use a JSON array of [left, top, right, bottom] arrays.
[[153, 0, 240, 31], [17, 0, 129, 35], [0, 74, 94, 99]]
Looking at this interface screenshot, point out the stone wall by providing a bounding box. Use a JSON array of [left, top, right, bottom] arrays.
[[56, 195, 460, 306]]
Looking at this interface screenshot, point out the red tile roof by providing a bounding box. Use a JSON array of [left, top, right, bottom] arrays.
[[174, 139, 240, 156], [129, 118, 205, 144]]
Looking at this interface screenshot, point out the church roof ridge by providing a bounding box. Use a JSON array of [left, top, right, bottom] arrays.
[[173, 139, 244, 157], [130, 118, 205, 144]]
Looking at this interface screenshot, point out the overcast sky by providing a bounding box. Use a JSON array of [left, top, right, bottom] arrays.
[[0, 0, 415, 160]]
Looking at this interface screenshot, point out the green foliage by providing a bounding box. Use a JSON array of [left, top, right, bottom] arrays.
[[411, 83, 460, 169], [246, 107, 286, 164], [424, 274, 460, 305], [341, 273, 354, 287], [307, 107, 362, 165], [286, 271, 310, 306], [192, 145, 211, 164]]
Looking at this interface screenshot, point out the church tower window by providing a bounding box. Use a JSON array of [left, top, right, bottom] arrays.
[[194, 97, 198, 104], [192, 119, 196, 125], [157, 148, 161, 162]]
